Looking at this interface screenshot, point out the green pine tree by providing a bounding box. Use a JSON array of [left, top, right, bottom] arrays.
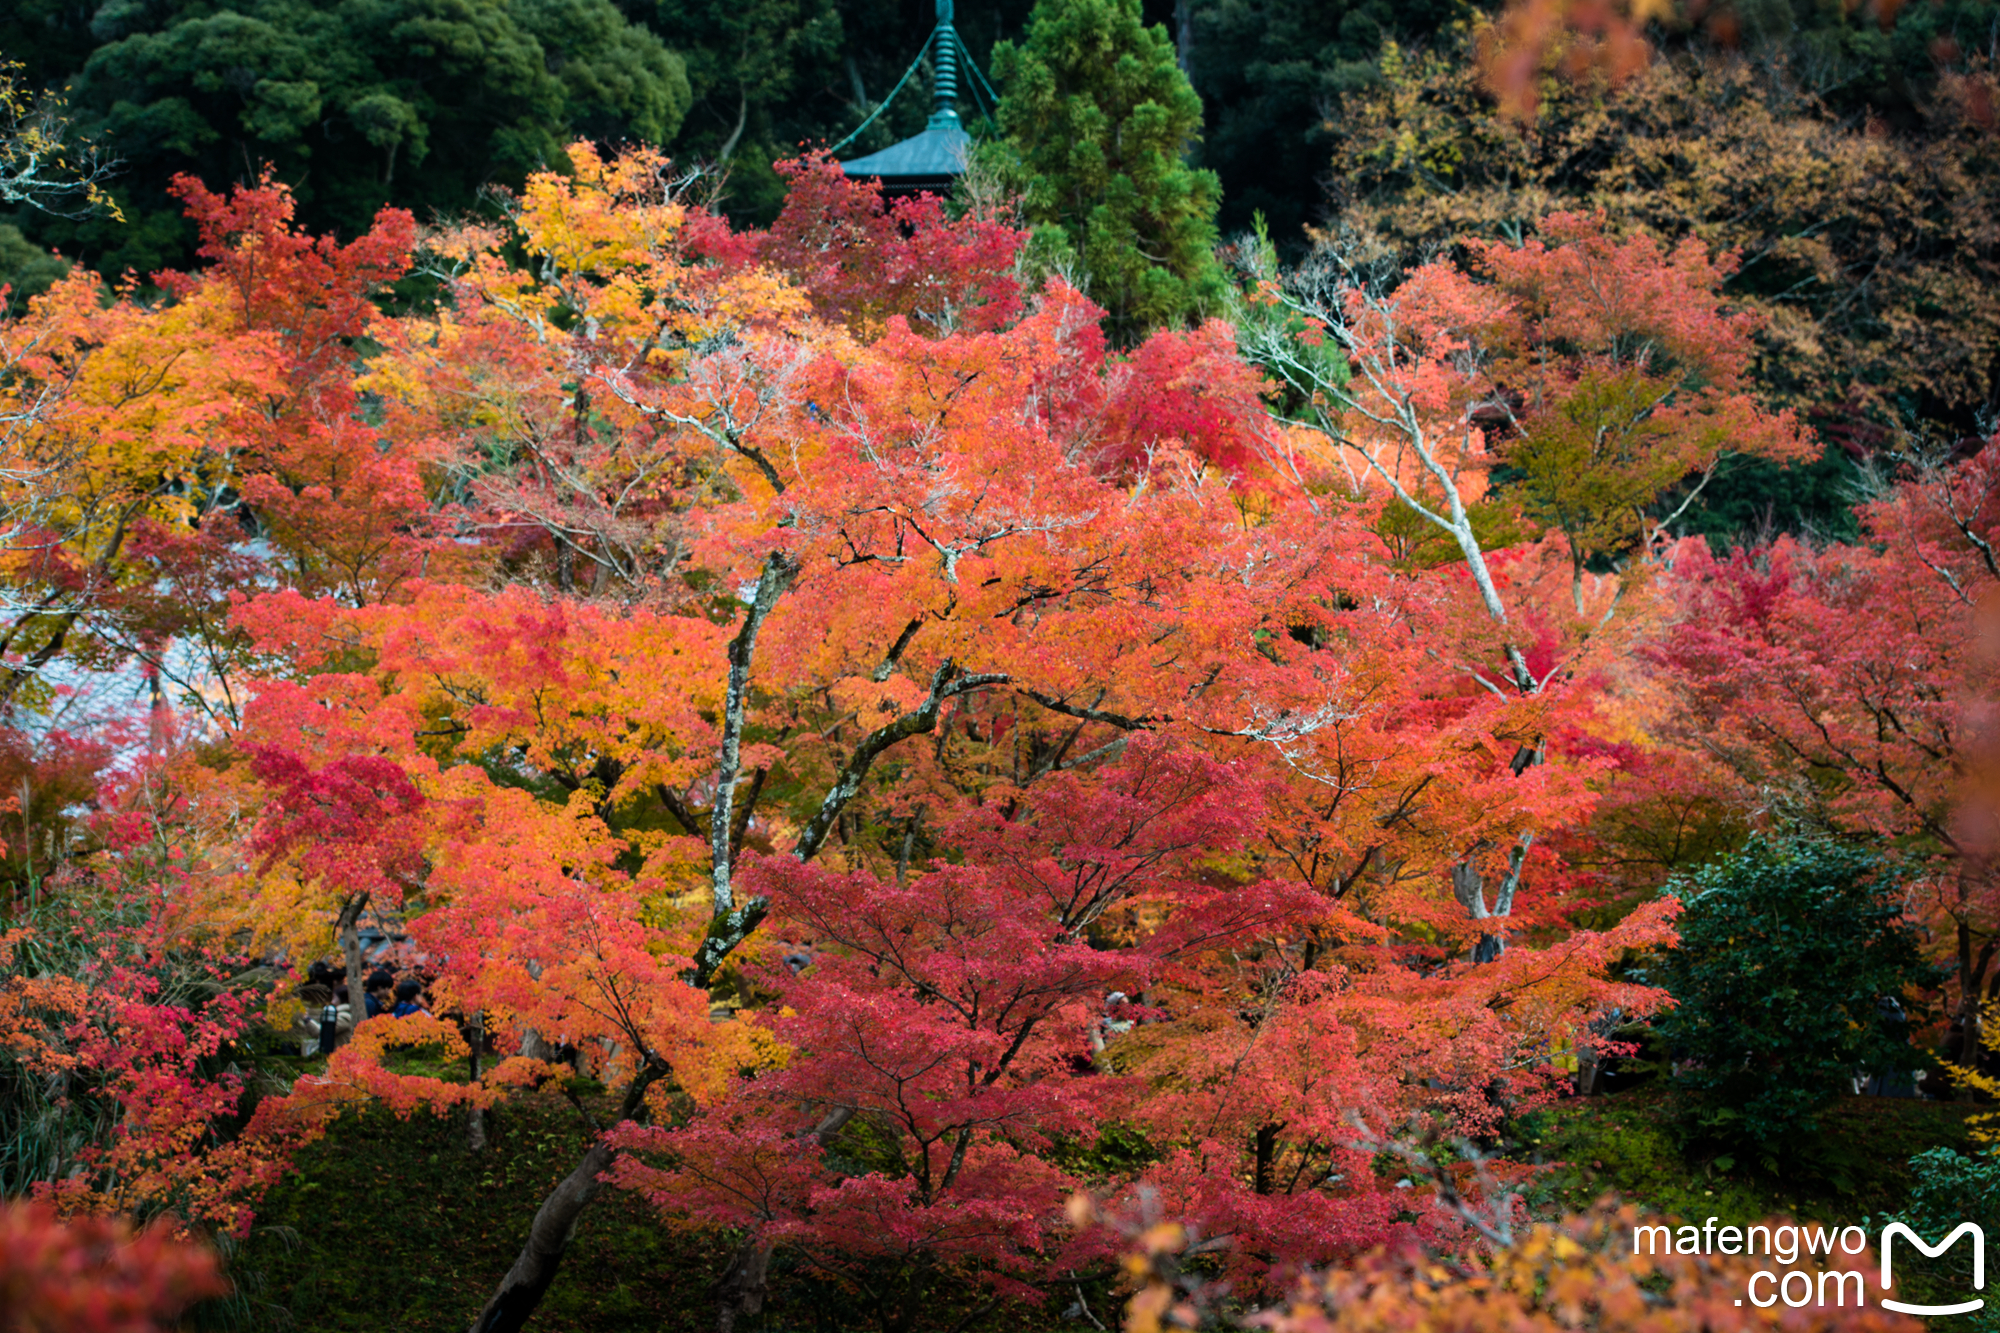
[[989, 0, 1225, 344]]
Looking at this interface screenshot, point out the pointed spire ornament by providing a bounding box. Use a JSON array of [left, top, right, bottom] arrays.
[[839, 0, 973, 192]]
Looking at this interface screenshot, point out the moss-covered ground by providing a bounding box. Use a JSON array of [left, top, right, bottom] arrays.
[[217, 1089, 1067, 1333], [211, 1086, 1981, 1331], [218, 1093, 730, 1332], [1518, 1087, 1978, 1224]]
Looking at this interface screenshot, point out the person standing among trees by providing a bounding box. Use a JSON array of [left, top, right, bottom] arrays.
[[390, 977, 428, 1019], [363, 969, 396, 1020]]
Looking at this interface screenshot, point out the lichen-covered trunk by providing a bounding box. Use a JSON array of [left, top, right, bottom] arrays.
[[714, 1236, 773, 1333]]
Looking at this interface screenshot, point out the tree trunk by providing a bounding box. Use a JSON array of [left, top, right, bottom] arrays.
[[711, 1107, 854, 1332], [710, 554, 796, 919], [1452, 834, 1531, 964], [336, 894, 369, 1050], [1253, 1124, 1278, 1195], [718, 88, 750, 163], [1961, 921, 1990, 1094], [466, 1060, 668, 1332], [845, 53, 870, 110], [467, 1011, 488, 1153], [466, 1137, 616, 1333], [1451, 862, 1499, 962], [715, 1236, 774, 1333]]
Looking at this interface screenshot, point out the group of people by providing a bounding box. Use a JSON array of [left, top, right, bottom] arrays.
[[292, 959, 432, 1056]]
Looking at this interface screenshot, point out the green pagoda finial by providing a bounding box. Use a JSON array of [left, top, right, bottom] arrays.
[[931, 0, 959, 127]]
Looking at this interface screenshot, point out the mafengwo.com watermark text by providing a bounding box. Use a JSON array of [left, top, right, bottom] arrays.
[[1633, 1218, 1985, 1315]]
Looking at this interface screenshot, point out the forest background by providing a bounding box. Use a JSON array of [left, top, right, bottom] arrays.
[[4, 0, 2000, 1329], [6, 0, 2000, 504]]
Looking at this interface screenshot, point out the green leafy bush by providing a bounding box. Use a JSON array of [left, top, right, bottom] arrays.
[[1881, 1144, 2000, 1330], [1654, 838, 1941, 1160]]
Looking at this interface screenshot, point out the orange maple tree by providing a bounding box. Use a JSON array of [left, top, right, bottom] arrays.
[[194, 149, 1699, 1330], [0, 142, 1858, 1333]]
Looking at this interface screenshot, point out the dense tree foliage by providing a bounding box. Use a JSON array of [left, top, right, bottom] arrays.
[[0, 1199, 225, 1332], [0, 150, 1691, 1328], [14, 0, 689, 276], [0, 0, 1033, 268], [1325, 43, 2000, 453], [7, 0, 2000, 262], [1888, 1144, 2000, 1316], [1184, 0, 1471, 240], [1657, 443, 2000, 1066], [1178, 0, 2000, 242]]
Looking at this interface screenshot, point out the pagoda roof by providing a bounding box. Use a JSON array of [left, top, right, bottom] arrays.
[[839, 116, 971, 192]]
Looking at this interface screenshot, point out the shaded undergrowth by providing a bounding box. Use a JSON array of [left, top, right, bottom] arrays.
[[1519, 1087, 1977, 1222], [208, 1084, 1981, 1331]]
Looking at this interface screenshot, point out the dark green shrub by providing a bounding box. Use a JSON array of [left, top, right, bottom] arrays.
[[1881, 1144, 2000, 1331], [1654, 838, 1941, 1159]]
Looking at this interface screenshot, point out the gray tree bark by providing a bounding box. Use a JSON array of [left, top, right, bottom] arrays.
[[467, 1137, 617, 1333], [465, 1062, 667, 1333]]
